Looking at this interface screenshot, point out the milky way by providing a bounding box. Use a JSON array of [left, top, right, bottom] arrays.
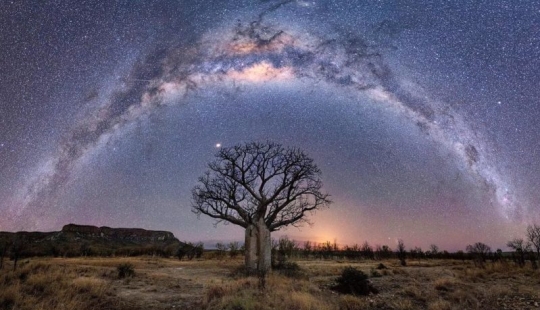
[[1, 1, 539, 250]]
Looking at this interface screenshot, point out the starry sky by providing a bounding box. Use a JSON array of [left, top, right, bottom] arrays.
[[1, 1, 539, 251]]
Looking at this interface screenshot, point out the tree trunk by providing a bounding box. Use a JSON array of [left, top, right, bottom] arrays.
[[256, 218, 272, 274], [244, 224, 258, 274]]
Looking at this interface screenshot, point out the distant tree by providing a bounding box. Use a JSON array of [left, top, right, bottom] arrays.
[[321, 241, 334, 259], [215, 242, 227, 259], [455, 250, 465, 262], [176, 243, 191, 260], [375, 245, 392, 260], [191, 141, 331, 280], [176, 242, 203, 260], [429, 244, 439, 258], [507, 238, 530, 267], [303, 241, 312, 258], [396, 239, 406, 266], [228, 241, 240, 258], [526, 224, 540, 260], [414, 247, 424, 259], [194, 242, 204, 259], [361, 241, 374, 260], [273, 236, 297, 267], [466, 242, 491, 267]]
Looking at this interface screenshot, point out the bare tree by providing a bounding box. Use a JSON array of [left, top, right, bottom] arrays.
[[466, 242, 491, 267], [228, 241, 240, 258], [429, 244, 439, 258], [526, 224, 540, 259], [191, 141, 331, 277], [507, 238, 530, 267], [396, 239, 406, 266]]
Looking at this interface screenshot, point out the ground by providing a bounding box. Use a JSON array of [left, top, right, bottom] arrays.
[[0, 256, 539, 309]]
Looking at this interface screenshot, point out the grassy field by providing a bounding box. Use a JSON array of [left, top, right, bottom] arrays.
[[0, 257, 539, 310]]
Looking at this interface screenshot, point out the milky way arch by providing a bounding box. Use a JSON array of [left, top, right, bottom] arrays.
[[11, 1, 522, 229]]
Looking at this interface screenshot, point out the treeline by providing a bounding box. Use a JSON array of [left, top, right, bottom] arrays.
[[267, 224, 540, 269], [2, 224, 539, 271]]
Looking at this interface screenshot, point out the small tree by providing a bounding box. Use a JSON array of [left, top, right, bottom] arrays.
[[526, 224, 540, 260], [396, 239, 406, 266], [191, 141, 331, 278], [507, 238, 530, 267], [215, 243, 227, 259], [466, 242, 491, 267], [229, 242, 240, 258], [303, 241, 312, 258], [429, 244, 439, 258], [361, 241, 374, 260]]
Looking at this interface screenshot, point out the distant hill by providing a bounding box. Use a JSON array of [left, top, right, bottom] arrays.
[[0, 224, 183, 258]]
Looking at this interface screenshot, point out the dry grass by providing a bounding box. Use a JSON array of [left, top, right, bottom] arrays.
[[1, 258, 539, 309], [0, 259, 115, 310], [203, 275, 334, 310]]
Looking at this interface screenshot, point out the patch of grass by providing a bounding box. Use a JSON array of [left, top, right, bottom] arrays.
[[338, 295, 369, 310], [0, 260, 116, 310], [433, 277, 456, 292], [117, 263, 135, 279], [427, 299, 452, 310]]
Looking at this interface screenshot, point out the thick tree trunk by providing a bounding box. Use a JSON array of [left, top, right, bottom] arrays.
[[256, 218, 272, 274], [244, 224, 258, 274]]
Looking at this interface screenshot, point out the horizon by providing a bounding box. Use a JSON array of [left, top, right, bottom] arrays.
[[0, 222, 519, 253]]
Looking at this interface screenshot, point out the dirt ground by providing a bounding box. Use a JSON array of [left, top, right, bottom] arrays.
[[1, 257, 539, 309]]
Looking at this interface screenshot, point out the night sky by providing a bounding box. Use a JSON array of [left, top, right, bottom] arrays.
[[1, 1, 539, 251]]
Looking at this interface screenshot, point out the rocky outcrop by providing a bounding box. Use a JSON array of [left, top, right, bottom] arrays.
[[0, 224, 182, 257], [61, 224, 176, 242]]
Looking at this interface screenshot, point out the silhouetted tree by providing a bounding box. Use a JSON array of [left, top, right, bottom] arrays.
[[228, 241, 240, 258], [361, 241, 374, 260], [215, 242, 227, 259], [507, 238, 529, 267], [455, 250, 466, 262], [396, 239, 406, 266], [466, 242, 491, 267], [303, 241, 312, 258], [429, 244, 439, 258], [526, 224, 540, 260], [191, 141, 331, 280], [272, 236, 298, 267], [375, 245, 392, 260]]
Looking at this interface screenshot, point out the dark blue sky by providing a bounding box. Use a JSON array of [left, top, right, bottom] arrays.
[[1, 1, 539, 251]]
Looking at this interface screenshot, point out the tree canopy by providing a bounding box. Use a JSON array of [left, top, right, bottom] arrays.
[[192, 141, 331, 231]]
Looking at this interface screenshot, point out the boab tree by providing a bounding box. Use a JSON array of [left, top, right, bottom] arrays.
[[192, 141, 331, 275]]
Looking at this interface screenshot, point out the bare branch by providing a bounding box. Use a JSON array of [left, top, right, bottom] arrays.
[[190, 141, 331, 230]]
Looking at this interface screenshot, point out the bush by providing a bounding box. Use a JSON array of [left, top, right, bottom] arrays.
[[117, 263, 135, 279], [376, 263, 387, 270], [370, 269, 382, 277], [333, 266, 378, 296], [274, 261, 302, 278]]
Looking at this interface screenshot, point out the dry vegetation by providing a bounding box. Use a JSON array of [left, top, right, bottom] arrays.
[[1, 257, 539, 310]]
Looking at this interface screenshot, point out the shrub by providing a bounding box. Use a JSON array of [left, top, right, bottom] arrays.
[[333, 266, 378, 296], [274, 261, 303, 278], [117, 263, 135, 279], [376, 263, 387, 270], [370, 269, 382, 277]]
